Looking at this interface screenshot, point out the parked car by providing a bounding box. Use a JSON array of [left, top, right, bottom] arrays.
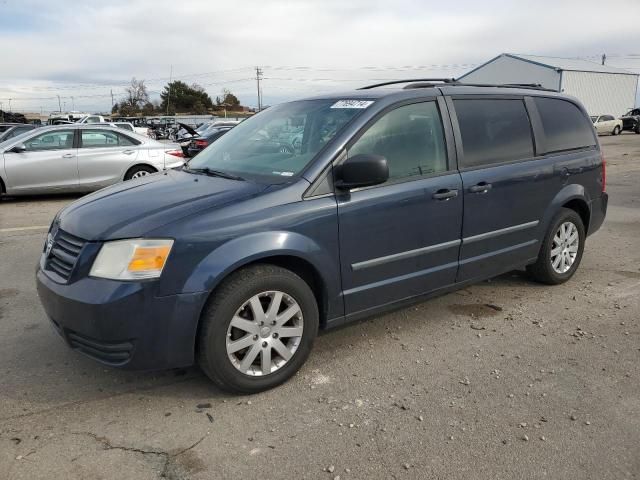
[[0, 124, 185, 195], [185, 126, 233, 157], [0, 124, 37, 143], [591, 114, 622, 135], [36, 81, 607, 394], [620, 108, 640, 134], [110, 121, 151, 137]]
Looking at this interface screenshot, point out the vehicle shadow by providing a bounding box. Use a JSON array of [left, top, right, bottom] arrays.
[[0, 193, 84, 204]]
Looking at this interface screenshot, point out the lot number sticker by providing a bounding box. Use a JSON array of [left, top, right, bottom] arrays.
[[330, 100, 374, 109]]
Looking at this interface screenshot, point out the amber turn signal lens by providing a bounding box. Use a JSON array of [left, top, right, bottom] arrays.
[[127, 246, 171, 272]]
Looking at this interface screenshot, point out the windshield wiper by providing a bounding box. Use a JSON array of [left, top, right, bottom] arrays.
[[183, 166, 244, 181]]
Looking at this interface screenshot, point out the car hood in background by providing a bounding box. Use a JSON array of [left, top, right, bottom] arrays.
[[57, 170, 267, 240]]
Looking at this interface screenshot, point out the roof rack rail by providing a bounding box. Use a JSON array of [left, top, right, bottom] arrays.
[[358, 78, 456, 90], [453, 82, 557, 92], [358, 79, 557, 92]]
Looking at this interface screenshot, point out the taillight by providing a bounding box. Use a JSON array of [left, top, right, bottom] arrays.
[[165, 150, 185, 158], [195, 139, 208, 148], [601, 153, 606, 192]]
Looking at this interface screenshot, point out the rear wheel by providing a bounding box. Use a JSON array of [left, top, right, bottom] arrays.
[[124, 165, 156, 180], [612, 125, 621, 135], [198, 264, 319, 394], [527, 208, 585, 285]]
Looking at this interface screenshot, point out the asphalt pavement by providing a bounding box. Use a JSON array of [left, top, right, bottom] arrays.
[[0, 134, 638, 479]]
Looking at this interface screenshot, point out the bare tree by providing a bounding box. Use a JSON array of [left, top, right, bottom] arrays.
[[124, 77, 149, 110]]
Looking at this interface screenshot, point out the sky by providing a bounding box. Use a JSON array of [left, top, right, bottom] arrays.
[[1, 0, 639, 114]]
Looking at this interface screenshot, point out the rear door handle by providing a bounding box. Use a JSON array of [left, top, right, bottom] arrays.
[[61, 153, 74, 158], [432, 188, 459, 200], [469, 182, 492, 193]]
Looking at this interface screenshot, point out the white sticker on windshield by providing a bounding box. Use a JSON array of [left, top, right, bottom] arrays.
[[273, 171, 294, 177], [330, 100, 374, 109]]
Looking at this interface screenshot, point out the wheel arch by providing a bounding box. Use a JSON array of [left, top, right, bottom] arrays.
[[562, 198, 590, 233], [0, 174, 5, 194], [123, 163, 158, 181], [538, 184, 592, 238]]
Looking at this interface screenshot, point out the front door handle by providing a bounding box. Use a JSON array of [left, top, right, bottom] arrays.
[[469, 182, 492, 193], [61, 153, 74, 158], [432, 188, 459, 200], [122, 150, 136, 155]]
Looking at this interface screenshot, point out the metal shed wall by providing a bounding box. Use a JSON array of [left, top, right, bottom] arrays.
[[459, 55, 561, 89], [560, 71, 638, 117]]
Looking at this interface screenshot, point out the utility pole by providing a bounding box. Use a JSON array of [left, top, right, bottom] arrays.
[[601, 53, 606, 65], [71, 96, 75, 110], [166, 65, 173, 116], [8, 98, 11, 112], [255, 66, 263, 111], [110, 89, 114, 111], [57, 95, 62, 112]]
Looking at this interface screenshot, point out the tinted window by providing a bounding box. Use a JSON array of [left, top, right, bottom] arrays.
[[454, 99, 534, 167], [81, 129, 138, 148], [534, 97, 596, 153], [24, 130, 74, 151], [349, 102, 447, 181], [603, 115, 615, 121]]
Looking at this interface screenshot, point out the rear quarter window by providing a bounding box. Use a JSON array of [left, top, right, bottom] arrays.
[[533, 97, 596, 153], [454, 98, 534, 168]]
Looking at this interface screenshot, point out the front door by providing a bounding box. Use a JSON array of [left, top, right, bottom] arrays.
[[337, 100, 463, 315], [3, 129, 78, 194]]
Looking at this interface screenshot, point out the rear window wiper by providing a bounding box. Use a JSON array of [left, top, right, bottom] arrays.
[[183, 166, 244, 181]]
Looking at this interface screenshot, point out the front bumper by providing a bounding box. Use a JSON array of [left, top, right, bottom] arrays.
[[36, 268, 208, 370]]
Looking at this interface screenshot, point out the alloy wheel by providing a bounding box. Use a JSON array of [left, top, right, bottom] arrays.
[[550, 221, 579, 274], [131, 170, 150, 179], [225, 291, 304, 376]]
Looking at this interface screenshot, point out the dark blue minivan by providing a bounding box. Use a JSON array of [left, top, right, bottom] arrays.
[[36, 81, 607, 393]]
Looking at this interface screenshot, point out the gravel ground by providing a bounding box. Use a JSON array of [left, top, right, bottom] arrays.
[[0, 134, 638, 480]]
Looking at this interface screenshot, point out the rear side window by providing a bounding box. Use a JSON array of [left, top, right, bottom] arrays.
[[81, 130, 139, 148], [533, 97, 596, 153], [454, 99, 534, 168], [349, 101, 448, 181]]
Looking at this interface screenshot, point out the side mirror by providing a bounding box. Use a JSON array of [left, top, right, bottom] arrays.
[[10, 144, 26, 153], [335, 153, 389, 190]]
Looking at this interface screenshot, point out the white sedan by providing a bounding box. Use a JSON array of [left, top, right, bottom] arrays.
[[0, 125, 185, 196], [591, 115, 623, 136]]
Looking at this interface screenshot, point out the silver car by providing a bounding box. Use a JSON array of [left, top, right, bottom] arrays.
[[0, 125, 185, 196]]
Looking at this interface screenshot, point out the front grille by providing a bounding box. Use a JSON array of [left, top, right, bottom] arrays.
[[67, 331, 134, 366], [45, 229, 86, 281]]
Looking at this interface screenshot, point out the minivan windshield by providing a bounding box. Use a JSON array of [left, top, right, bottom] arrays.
[[187, 99, 369, 181]]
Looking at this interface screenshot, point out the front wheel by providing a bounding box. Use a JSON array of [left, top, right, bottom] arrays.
[[612, 125, 621, 136], [198, 264, 319, 394], [527, 208, 585, 285]]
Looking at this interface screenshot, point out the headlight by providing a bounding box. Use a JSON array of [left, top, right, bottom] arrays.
[[89, 239, 174, 280]]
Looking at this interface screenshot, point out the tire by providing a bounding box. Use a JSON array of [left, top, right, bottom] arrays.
[[198, 264, 319, 394], [527, 208, 585, 285], [124, 165, 156, 180], [612, 125, 621, 136], [635, 124, 640, 134]]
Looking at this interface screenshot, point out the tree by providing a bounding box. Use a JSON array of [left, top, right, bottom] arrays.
[[141, 102, 156, 116], [111, 102, 119, 114], [216, 88, 240, 109], [160, 81, 213, 113], [122, 77, 149, 111]]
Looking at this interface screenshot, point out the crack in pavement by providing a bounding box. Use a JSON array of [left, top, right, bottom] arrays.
[[70, 431, 207, 479]]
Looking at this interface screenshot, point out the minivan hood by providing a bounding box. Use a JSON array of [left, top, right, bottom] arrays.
[[58, 169, 266, 240]]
